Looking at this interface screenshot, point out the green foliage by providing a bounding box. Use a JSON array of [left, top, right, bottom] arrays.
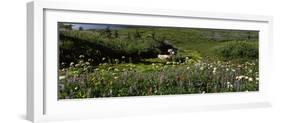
[[215, 41, 258, 59], [59, 57, 259, 99], [58, 25, 259, 99], [181, 50, 202, 61], [59, 30, 172, 65]]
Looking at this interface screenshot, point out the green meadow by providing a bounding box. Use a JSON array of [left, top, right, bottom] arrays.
[[58, 23, 259, 99]]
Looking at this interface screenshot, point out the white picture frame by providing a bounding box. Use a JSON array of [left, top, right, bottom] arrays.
[[27, 0, 273, 122]]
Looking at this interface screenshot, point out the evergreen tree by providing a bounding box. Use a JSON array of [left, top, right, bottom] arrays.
[[114, 30, 119, 38], [79, 26, 84, 31], [127, 32, 131, 40], [105, 26, 112, 38], [134, 29, 141, 39], [58, 23, 73, 30]]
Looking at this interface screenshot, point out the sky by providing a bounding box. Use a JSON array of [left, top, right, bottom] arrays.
[[70, 23, 126, 30]]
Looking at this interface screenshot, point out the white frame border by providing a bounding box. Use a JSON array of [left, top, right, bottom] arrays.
[[27, 0, 273, 122]]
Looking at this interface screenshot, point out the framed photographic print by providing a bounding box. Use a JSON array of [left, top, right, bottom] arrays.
[[27, 0, 273, 122]]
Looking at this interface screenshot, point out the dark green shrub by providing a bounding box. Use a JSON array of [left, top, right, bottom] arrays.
[[184, 50, 202, 61], [215, 41, 258, 59], [173, 50, 202, 63], [59, 30, 174, 66]]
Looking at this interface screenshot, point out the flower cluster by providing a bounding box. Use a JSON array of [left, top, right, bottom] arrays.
[[58, 55, 259, 99]]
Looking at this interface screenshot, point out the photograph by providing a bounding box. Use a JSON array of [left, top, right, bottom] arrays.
[[58, 22, 259, 99]]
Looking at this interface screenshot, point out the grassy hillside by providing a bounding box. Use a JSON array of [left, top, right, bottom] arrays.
[[59, 27, 258, 64], [58, 25, 259, 99]]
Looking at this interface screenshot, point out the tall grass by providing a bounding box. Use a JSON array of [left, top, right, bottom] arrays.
[[59, 57, 258, 99]]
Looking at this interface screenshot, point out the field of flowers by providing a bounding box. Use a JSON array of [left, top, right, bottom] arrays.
[[59, 55, 258, 99], [58, 23, 259, 99]]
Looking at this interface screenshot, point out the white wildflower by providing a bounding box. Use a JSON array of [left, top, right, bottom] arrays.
[[59, 76, 66, 80], [249, 69, 253, 73], [249, 77, 253, 81], [114, 68, 119, 71], [236, 75, 244, 80], [75, 64, 80, 67], [79, 55, 84, 58], [227, 82, 233, 88], [70, 62, 75, 67], [213, 67, 217, 74]]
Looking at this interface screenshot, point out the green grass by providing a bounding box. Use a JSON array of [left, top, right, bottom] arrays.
[[59, 27, 258, 64], [59, 58, 259, 99], [58, 25, 259, 99]]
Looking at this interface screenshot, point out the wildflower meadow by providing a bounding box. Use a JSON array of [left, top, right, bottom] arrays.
[[58, 23, 259, 99]]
